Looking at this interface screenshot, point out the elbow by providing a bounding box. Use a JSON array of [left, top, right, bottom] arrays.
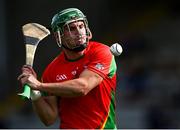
[[79, 88, 88, 96], [43, 118, 56, 126], [76, 80, 89, 96], [72, 80, 89, 96], [44, 122, 53, 127], [40, 114, 57, 127], [44, 121, 51, 126]]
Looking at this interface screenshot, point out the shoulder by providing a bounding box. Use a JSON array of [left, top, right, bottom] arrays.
[[88, 41, 112, 56], [48, 53, 63, 68], [89, 41, 109, 50], [88, 41, 110, 54], [42, 53, 64, 76]]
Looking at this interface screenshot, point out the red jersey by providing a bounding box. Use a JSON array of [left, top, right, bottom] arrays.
[[42, 41, 117, 129]]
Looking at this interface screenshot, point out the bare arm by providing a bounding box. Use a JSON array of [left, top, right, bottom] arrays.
[[17, 66, 58, 126], [31, 96, 58, 126], [40, 69, 103, 97], [20, 69, 103, 97], [18, 68, 103, 125]]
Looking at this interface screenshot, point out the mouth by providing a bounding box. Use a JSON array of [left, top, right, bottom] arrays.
[[76, 36, 86, 42]]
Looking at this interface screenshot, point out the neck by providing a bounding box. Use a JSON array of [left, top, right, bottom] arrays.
[[63, 49, 84, 61]]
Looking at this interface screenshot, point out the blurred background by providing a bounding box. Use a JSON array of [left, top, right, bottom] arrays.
[[0, 0, 180, 128]]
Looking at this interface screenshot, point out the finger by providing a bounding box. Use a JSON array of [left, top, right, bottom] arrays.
[[17, 74, 25, 80], [23, 64, 32, 68], [17, 74, 30, 86], [22, 65, 37, 77], [22, 65, 32, 72], [22, 68, 32, 75], [17, 73, 29, 80], [22, 67, 35, 76], [20, 76, 29, 85]]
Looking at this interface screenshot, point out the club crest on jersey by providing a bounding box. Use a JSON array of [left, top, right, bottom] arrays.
[[56, 74, 67, 81], [71, 70, 77, 76], [95, 63, 104, 70], [84, 65, 87, 69]]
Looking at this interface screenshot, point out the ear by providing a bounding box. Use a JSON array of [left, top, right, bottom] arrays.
[[54, 31, 62, 47], [87, 28, 92, 40]]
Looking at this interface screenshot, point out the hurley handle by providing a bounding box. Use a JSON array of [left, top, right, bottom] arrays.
[[18, 84, 31, 100]]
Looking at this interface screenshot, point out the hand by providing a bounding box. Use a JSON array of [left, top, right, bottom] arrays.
[[18, 73, 42, 90], [21, 65, 37, 78], [17, 64, 37, 86]]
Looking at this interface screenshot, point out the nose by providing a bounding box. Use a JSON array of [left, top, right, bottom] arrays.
[[73, 28, 84, 38], [74, 26, 81, 34]]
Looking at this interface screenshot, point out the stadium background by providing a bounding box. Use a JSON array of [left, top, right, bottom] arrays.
[[0, 0, 180, 128]]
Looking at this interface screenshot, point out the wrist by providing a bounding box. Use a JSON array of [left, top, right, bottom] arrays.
[[37, 82, 43, 91]]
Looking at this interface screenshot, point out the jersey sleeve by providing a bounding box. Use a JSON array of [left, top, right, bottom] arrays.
[[87, 45, 117, 79]]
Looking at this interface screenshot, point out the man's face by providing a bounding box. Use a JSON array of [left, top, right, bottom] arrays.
[[61, 20, 87, 49]]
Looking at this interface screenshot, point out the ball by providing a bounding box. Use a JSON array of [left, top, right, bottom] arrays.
[[110, 43, 123, 56]]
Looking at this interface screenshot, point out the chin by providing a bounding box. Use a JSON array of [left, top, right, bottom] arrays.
[[77, 41, 85, 45]]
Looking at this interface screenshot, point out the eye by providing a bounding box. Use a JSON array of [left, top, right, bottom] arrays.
[[69, 26, 77, 31], [79, 24, 84, 29]]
